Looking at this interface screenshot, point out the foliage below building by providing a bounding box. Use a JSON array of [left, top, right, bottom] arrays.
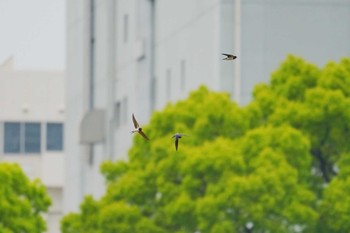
[[61, 55, 350, 233], [0, 163, 51, 233]]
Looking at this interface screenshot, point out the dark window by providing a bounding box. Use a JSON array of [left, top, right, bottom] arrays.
[[4, 122, 21, 153], [114, 102, 121, 128], [24, 123, 41, 153], [122, 97, 128, 124], [150, 77, 157, 111], [46, 123, 63, 151], [124, 14, 129, 43], [166, 69, 171, 100], [181, 60, 186, 90]]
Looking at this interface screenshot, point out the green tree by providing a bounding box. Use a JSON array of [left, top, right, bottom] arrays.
[[246, 55, 350, 231], [0, 163, 51, 233], [62, 55, 350, 233], [248, 55, 350, 185]]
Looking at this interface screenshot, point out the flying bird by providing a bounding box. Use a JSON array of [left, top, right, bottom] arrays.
[[172, 133, 187, 151], [131, 113, 150, 141], [222, 53, 237, 60]]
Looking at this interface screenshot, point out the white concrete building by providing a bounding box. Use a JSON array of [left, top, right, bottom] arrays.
[[0, 58, 65, 233], [65, 0, 350, 213]]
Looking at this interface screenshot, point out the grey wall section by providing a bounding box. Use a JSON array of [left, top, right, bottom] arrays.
[[135, 0, 153, 130], [219, 0, 235, 95], [240, 0, 350, 104], [155, 0, 222, 109], [64, 0, 89, 212]]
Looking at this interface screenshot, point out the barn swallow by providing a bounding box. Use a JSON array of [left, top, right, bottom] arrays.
[[222, 53, 237, 60], [172, 133, 187, 151], [131, 113, 150, 140]]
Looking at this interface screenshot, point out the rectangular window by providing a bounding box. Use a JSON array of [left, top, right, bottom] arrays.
[[151, 77, 157, 111], [4, 122, 21, 153], [124, 14, 129, 43], [114, 102, 121, 128], [166, 69, 171, 100], [24, 123, 41, 153], [46, 123, 63, 151], [122, 97, 128, 124], [181, 60, 186, 90]]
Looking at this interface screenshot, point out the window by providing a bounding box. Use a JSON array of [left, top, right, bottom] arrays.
[[181, 60, 186, 90], [122, 97, 128, 124], [4, 122, 21, 153], [3, 122, 63, 154], [24, 123, 41, 153], [151, 77, 157, 111], [114, 102, 121, 128], [166, 69, 171, 100], [47, 123, 63, 151], [124, 14, 129, 43]]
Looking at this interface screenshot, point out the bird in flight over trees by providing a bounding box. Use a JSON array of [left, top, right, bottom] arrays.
[[131, 113, 150, 141], [172, 133, 187, 151], [222, 53, 237, 60]]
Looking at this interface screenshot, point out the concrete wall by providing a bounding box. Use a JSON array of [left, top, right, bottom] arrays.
[[64, 0, 90, 212], [240, 0, 350, 104], [155, 0, 222, 109]]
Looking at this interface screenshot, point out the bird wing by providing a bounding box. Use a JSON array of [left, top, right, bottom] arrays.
[[132, 113, 139, 129], [222, 53, 232, 57], [175, 138, 179, 151], [138, 130, 150, 140]]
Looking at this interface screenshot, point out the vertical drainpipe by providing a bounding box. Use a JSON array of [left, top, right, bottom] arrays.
[[107, 0, 116, 160], [88, 0, 95, 166], [234, 0, 241, 104], [89, 0, 95, 110]]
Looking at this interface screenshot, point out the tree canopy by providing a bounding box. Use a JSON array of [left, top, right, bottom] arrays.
[[61, 55, 350, 233], [0, 163, 51, 233]]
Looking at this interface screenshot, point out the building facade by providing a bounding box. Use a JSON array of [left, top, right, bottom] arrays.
[[65, 0, 350, 212], [0, 58, 65, 233]]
